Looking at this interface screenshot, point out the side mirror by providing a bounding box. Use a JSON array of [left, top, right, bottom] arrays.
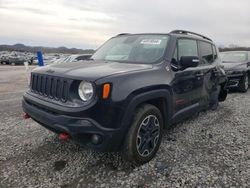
[[180, 56, 199, 69]]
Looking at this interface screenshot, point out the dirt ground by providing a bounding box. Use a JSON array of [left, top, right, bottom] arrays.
[[0, 65, 250, 188]]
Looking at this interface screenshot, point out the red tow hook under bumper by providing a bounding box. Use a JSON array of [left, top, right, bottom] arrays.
[[59, 133, 70, 141], [23, 112, 31, 119]]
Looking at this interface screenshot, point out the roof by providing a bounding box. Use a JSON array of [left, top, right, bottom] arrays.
[[116, 30, 213, 43]]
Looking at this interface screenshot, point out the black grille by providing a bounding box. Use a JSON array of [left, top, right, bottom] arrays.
[[31, 73, 71, 102]]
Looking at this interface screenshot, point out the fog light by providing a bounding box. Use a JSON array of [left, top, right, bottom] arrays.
[[59, 133, 70, 141], [91, 134, 102, 145]]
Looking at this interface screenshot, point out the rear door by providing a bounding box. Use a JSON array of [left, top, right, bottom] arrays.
[[198, 41, 219, 107], [171, 38, 204, 118]]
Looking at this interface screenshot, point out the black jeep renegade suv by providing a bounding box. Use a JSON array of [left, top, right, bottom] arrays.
[[22, 30, 228, 165]]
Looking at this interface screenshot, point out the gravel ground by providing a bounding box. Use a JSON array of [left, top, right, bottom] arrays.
[[0, 65, 250, 188]]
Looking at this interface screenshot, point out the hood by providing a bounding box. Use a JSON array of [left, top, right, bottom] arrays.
[[222, 61, 247, 71], [32, 60, 153, 81]]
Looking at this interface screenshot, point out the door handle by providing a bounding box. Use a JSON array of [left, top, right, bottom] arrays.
[[195, 73, 204, 77]]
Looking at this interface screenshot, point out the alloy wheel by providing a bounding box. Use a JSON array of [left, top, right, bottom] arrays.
[[136, 115, 160, 157]]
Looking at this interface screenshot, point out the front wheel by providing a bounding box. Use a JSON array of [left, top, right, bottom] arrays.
[[122, 104, 163, 165], [239, 74, 249, 92]]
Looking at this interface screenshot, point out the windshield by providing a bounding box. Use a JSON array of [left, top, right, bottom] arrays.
[[221, 52, 248, 63], [92, 35, 169, 64]]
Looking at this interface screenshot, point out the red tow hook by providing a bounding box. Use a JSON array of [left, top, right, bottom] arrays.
[[59, 133, 70, 141], [23, 112, 31, 119]]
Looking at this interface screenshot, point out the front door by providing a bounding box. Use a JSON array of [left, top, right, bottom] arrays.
[[171, 38, 204, 120]]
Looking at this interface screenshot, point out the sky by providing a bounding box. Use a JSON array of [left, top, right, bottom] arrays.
[[0, 0, 249, 49]]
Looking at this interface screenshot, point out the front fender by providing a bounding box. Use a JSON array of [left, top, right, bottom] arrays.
[[121, 88, 173, 131], [114, 88, 173, 149]]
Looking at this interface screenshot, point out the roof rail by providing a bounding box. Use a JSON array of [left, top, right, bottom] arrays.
[[170, 30, 212, 42], [116, 33, 130, 36]]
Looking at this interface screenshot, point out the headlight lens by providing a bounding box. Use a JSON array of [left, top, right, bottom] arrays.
[[233, 70, 243, 74], [78, 81, 94, 101]]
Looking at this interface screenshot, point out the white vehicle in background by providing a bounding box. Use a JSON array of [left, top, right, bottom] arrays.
[[51, 54, 93, 65]]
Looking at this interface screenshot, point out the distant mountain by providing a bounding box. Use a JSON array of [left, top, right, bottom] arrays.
[[219, 46, 250, 52], [0, 43, 95, 54]]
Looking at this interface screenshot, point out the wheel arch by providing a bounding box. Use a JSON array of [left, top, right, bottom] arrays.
[[121, 89, 173, 132]]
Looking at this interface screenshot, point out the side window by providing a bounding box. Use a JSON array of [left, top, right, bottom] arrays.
[[199, 41, 214, 64], [212, 45, 218, 60], [171, 39, 198, 70], [178, 39, 198, 61]]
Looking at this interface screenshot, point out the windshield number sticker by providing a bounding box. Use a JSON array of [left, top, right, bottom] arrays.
[[140, 39, 162, 45]]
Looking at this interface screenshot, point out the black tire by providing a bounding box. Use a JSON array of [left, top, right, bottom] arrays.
[[239, 74, 249, 92], [209, 86, 220, 110], [122, 104, 163, 165]]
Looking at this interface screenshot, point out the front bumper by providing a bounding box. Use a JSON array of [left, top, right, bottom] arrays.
[[22, 98, 124, 152], [226, 73, 244, 88]]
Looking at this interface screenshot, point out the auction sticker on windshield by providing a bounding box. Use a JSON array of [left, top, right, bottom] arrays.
[[140, 39, 162, 45]]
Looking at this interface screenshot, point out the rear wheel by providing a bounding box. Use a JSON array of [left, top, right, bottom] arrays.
[[209, 86, 220, 110], [239, 74, 249, 92], [123, 104, 163, 165]]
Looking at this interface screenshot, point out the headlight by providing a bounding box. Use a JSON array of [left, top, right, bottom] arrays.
[[78, 81, 94, 101], [233, 70, 244, 74]]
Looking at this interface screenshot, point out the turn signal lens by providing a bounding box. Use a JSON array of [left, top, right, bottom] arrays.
[[103, 83, 110, 99]]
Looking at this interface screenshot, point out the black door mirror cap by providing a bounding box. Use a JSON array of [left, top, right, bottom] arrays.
[[180, 56, 199, 69]]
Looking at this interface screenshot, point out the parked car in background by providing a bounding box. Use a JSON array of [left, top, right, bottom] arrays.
[[9, 56, 33, 65], [221, 51, 250, 92], [0, 55, 10, 64], [0, 53, 34, 65], [23, 30, 227, 165], [68, 54, 93, 62]]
